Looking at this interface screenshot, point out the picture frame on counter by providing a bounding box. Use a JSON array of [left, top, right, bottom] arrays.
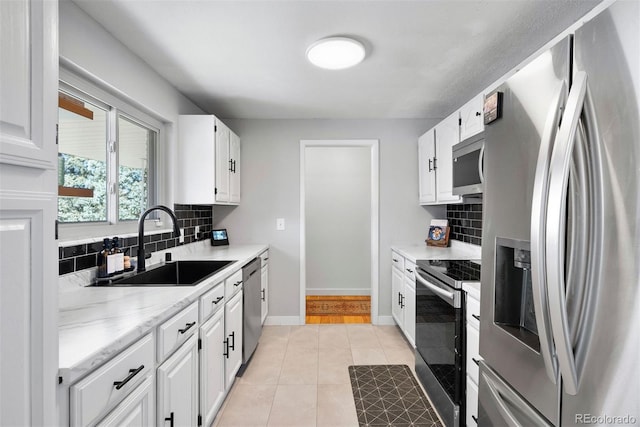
[[210, 229, 229, 246]]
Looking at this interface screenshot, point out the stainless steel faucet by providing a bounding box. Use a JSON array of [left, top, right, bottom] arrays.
[[137, 205, 181, 272]]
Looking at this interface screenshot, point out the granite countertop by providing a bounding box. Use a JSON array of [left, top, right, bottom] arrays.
[[58, 242, 268, 384], [391, 240, 481, 263]]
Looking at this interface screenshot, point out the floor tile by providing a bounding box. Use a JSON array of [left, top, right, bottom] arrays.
[[216, 384, 277, 426], [238, 347, 285, 385], [317, 384, 359, 427], [278, 345, 319, 384], [318, 347, 353, 385], [318, 324, 350, 348], [351, 348, 388, 365], [383, 346, 415, 367], [373, 325, 410, 348], [289, 324, 319, 349], [267, 385, 317, 427], [346, 324, 381, 348]]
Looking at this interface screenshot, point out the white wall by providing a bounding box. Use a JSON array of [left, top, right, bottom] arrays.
[[305, 146, 371, 295], [59, 0, 204, 207], [217, 119, 445, 321]]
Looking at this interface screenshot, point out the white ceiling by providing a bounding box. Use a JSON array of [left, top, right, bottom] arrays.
[[72, 0, 601, 120]]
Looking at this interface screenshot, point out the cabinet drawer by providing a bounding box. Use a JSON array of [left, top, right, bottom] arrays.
[[404, 260, 416, 279], [466, 376, 479, 426], [259, 250, 269, 267], [225, 269, 243, 298], [391, 252, 405, 272], [200, 282, 225, 321], [157, 302, 198, 362], [466, 295, 481, 329], [466, 323, 482, 384], [70, 333, 154, 427]]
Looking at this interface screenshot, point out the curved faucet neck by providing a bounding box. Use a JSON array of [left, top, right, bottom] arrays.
[[137, 205, 181, 273]]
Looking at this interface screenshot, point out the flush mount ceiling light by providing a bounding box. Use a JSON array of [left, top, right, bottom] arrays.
[[306, 37, 366, 70]]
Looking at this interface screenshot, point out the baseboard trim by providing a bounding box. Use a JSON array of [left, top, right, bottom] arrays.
[[264, 316, 302, 326], [306, 288, 371, 296], [374, 315, 396, 326]]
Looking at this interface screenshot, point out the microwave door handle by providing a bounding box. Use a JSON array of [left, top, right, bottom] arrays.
[[478, 144, 485, 184], [415, 272, 455, 305], [530, 80, 566, 384]]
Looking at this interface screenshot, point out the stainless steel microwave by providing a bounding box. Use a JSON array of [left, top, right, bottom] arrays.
[[452, 131, 484, 195]]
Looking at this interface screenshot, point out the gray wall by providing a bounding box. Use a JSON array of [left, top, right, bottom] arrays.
[[216, 119, 445, 321], [305, 146, 371, 295]]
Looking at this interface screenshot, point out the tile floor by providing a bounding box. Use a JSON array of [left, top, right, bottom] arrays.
[[212, 324, 434, 427]]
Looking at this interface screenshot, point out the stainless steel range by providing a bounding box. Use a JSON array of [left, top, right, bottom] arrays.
[[415, 259, 480, 427]]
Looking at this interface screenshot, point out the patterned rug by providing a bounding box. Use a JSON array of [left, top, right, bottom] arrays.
[[349, 365, 443, 427], [306, 296, 370, 315]]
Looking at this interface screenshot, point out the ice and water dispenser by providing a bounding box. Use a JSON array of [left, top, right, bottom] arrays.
[[493, 238, 540, 352]]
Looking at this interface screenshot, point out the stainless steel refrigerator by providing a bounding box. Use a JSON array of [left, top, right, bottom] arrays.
[[478, 1, 639, 425]]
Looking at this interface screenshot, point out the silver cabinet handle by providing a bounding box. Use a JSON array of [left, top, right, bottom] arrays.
[[530, 80, 566, 384]]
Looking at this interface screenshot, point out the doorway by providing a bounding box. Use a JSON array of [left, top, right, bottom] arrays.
[[299, 140, 379, 324]]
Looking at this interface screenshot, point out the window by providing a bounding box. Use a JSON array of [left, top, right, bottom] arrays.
[[57, 87, 157, 224]]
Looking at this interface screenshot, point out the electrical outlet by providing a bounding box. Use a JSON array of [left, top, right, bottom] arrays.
[[194, 225, 200, 240], [276, 218, 285, 230], [179, 228, 185, 244]]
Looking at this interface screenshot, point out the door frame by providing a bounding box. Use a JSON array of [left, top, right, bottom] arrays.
[[299, 139, 379, 324]]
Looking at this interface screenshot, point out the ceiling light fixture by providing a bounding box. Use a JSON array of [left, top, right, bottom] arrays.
[[306, 37, 366, 70]]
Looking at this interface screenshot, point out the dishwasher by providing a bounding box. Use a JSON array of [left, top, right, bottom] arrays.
[[238, 257, 262, 375]]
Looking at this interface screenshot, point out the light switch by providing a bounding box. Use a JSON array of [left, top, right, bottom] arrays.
[[179, 228, 185, 243], [276, 218, 285, 230]]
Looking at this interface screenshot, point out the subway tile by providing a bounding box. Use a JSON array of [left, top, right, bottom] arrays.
[[59, 259, 74, 275], [63, 244, 86, 258], [144, 242, 156, 254], [87, 241, 103, 254], [156, 240, 167, 251], [76, 254, 97, 271]]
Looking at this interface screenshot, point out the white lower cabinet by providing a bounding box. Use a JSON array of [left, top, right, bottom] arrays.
[[465, 288, 482, 426], [391, 251, 416, 347], [224, 291, 244, 389], [157, 334, 199, 427], [70, 334, 155, 427], [260, 250, 269, 325], [199, 309, 226, 427], [96, 375, 155, 427]]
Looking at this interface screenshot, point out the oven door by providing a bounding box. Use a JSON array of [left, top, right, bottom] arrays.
[[415, 268, 463, 427]]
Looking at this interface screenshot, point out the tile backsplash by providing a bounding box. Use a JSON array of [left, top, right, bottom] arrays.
[[446, 203, 483, 246], [58, 204, 213, 275]]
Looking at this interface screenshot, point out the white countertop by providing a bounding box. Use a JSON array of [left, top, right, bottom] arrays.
[[58, 242, 268, 383], [391, 240, 481, 263]]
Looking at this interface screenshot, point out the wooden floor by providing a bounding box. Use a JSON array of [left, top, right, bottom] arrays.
[[305, 295, 371, 324]]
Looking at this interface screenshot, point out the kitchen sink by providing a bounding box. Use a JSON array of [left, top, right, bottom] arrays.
[[99, 260, 235, 286]]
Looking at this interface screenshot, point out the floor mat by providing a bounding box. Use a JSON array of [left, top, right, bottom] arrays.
[[348, 365, 443, 427], [306, 296, 370, 315]]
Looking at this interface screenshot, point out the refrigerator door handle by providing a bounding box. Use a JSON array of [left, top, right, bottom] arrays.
[[481, 365, 553, 427], [545, 71, 591, 396], [478, 144, 485, 184], [530, 80, 566, 384]]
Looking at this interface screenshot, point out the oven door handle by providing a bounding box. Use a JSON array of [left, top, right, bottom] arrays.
[[415, 272, 455, 304]]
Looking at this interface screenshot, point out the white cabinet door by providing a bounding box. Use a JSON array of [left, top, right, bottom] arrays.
[[459, 94, 484, 141], [0, 1, 58, 424], [229, 131, 241, 203], [403, 277, 416, 348], [435, 112, 462, 204], [391, 267, 404, 328], [466, 376, 479, 427], [418, 129, 437, 204], [224, 291, 243, 389], [215, 122, 231, 203], [96, 376, 154, 427], [200, 309, 225, 427], [157, 335, 198, 427], [261, 265, 268, 325]]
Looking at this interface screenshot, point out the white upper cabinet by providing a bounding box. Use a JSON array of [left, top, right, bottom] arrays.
[[459, 93, 485, 141], [418, 129, 437, 204], [435, 112, 462, 204], [419, 112, 462, 205], [177, 115, 241, 205]]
